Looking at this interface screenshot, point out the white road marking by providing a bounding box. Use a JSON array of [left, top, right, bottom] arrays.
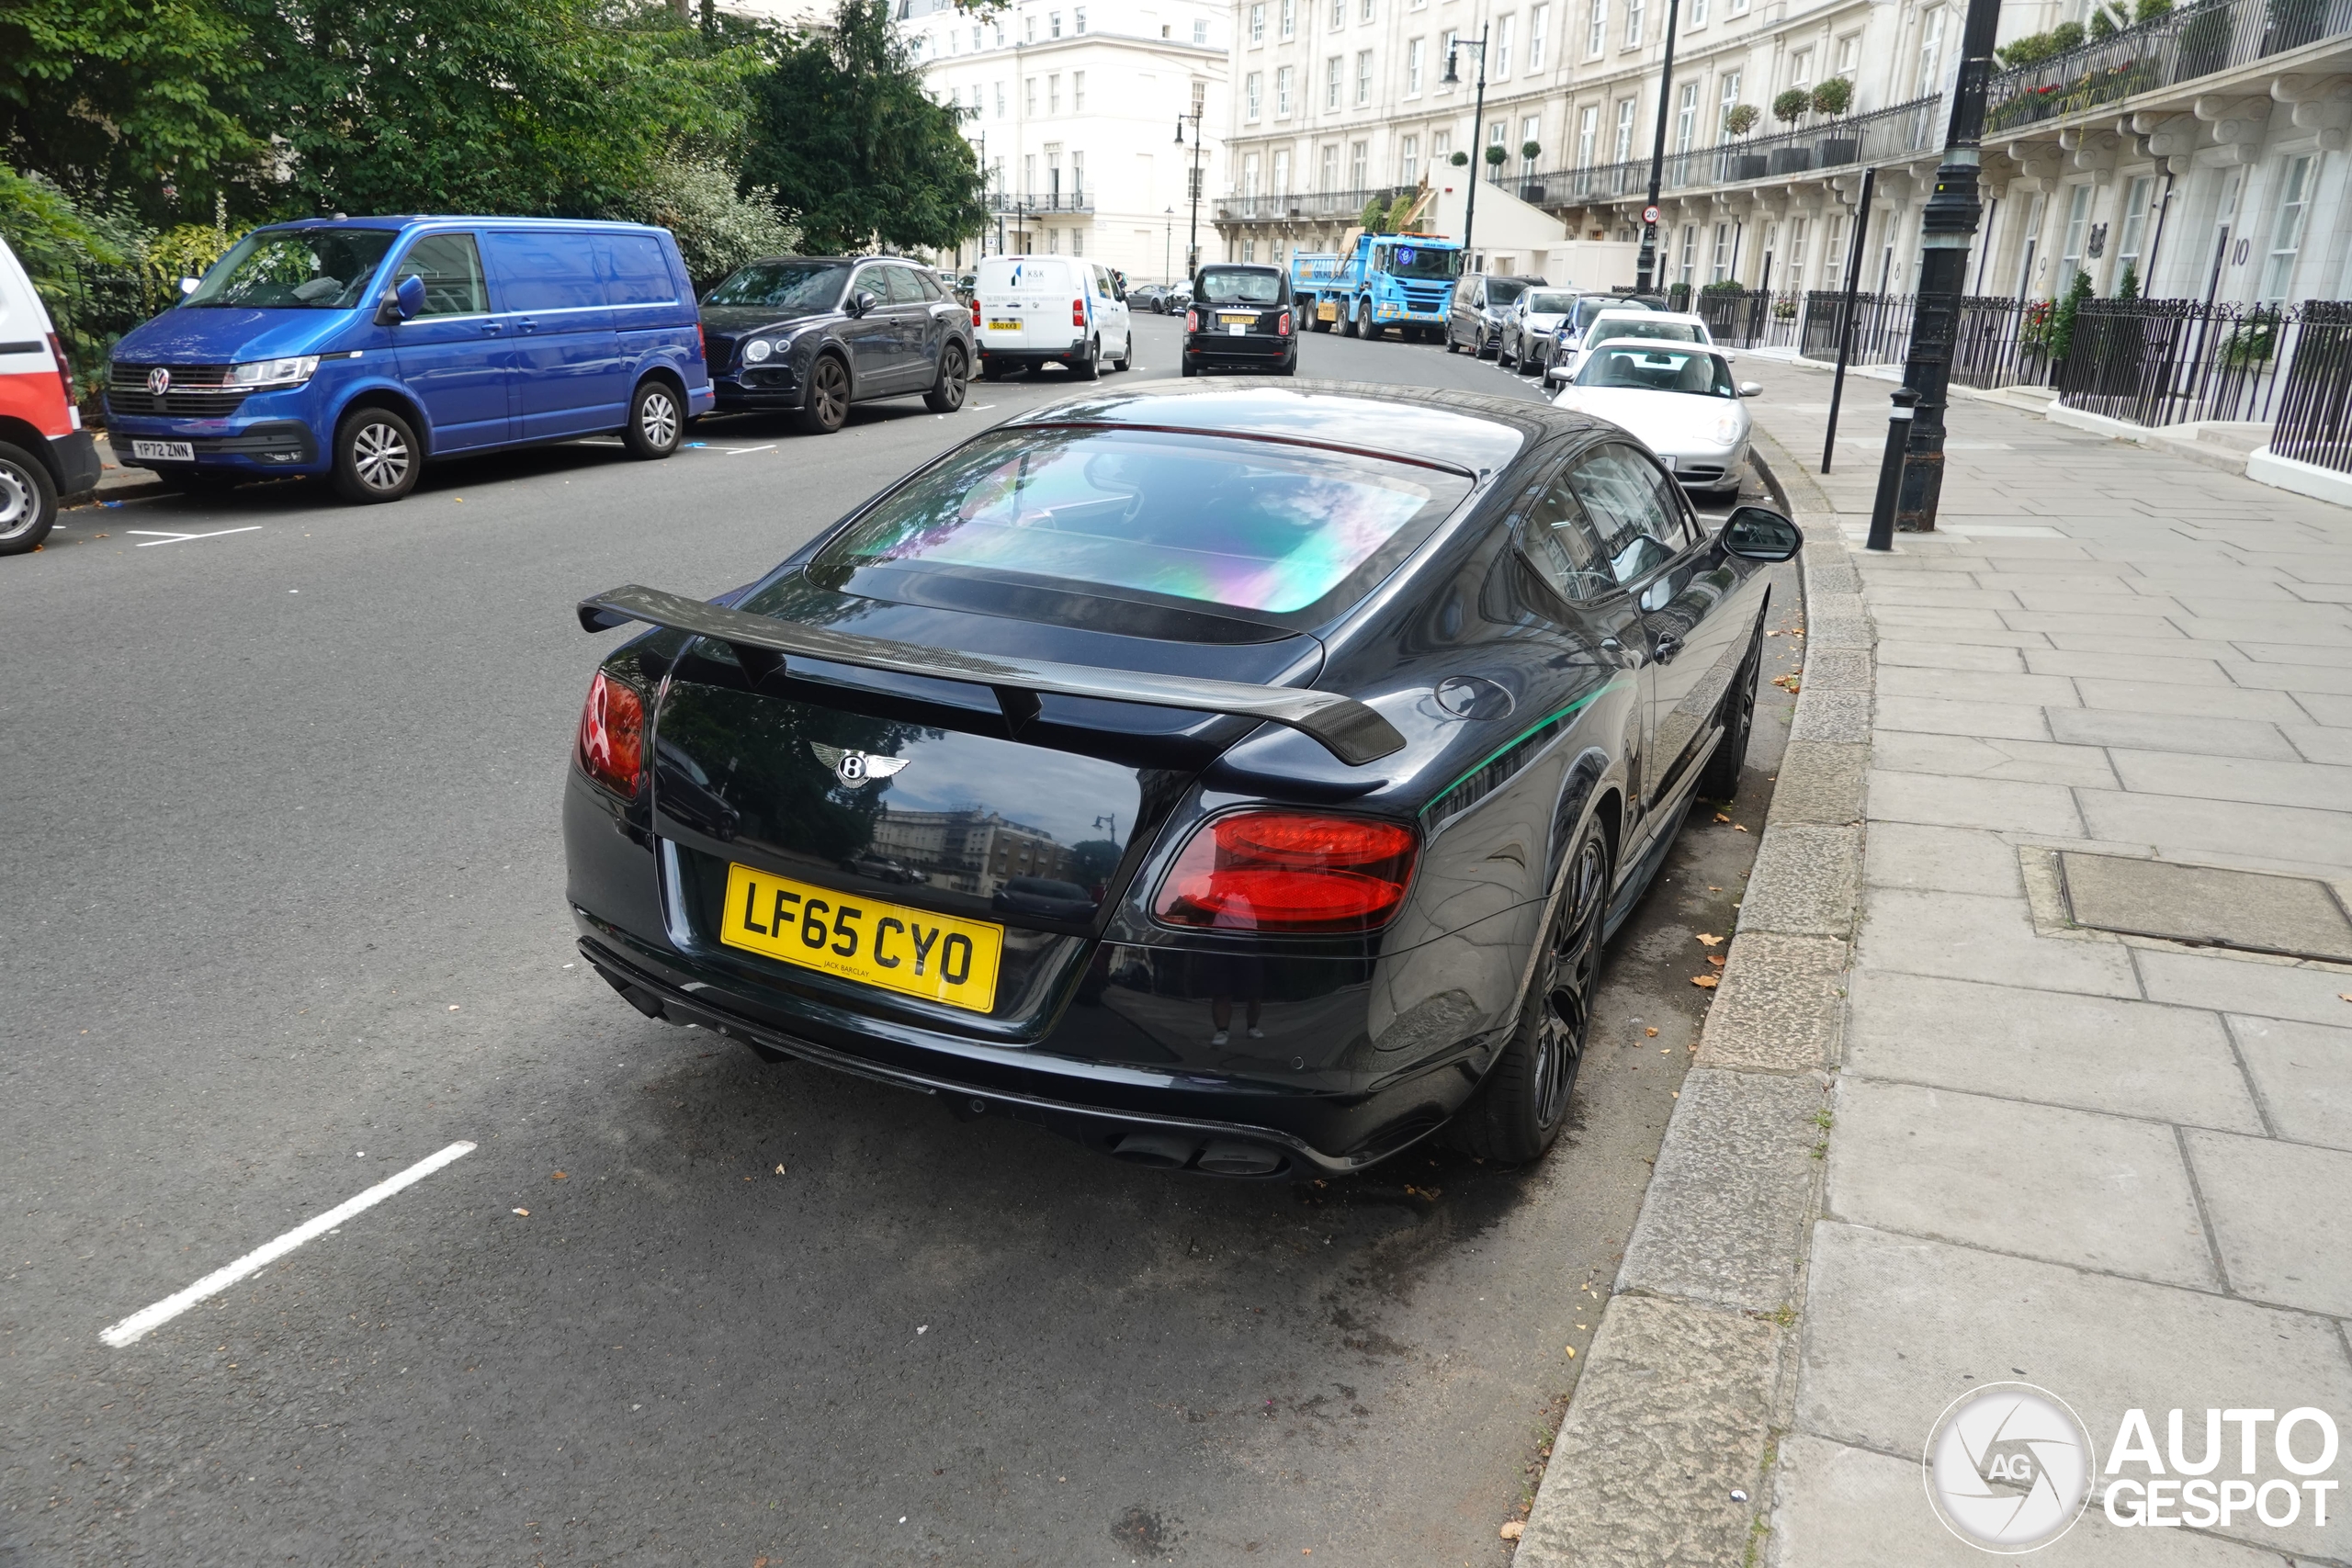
[[719, 444, 778, 456], [99, 1140, 477, 1347], [127, 527, 262, 547]]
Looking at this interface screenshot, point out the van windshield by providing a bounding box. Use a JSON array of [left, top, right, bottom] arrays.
[[184, 229, 398, 310], [706, 260, 852, 310]]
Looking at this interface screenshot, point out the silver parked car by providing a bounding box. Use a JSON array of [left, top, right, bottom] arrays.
[[1497, 287, 1583, 371], [1552, 338, 1761, 499]]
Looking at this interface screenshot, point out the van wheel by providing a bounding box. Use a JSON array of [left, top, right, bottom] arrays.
[[923, 341, 969, 412], [332, 407, 420, 504], [795, 355, 850, 434], [1444, 326, 1461, 354], [1069, 338, 1100, 380], [0, 441, 58, 555], [624, 379, 684, 458], [1112, 337, 1132, 372]]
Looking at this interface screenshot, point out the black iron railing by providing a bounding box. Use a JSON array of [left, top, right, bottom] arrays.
[[1216, 184, 1417, 223], [1517, 95, 1945, 209], [991, 193, 1097, 216], [2272, 300, 2352, 472], [1800, 290, 1919, 366], [2059, 297, 2305, 425], [1985, 0, 2352, 132]]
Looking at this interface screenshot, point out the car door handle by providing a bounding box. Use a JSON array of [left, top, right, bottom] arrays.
[[517, 318, 537, 334], [482, 321, 503, 334]]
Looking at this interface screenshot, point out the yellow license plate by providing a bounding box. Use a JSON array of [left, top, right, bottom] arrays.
[[988, 318, 1022, 331], [1219, 312, 1256, 324], [720, 864, 1002, 1012]]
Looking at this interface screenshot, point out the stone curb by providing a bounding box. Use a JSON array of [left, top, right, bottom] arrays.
[[1514, 436, 1870, 1568]]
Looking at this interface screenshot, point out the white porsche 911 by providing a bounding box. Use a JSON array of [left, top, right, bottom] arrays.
[[1552, 340, 1762, 500]]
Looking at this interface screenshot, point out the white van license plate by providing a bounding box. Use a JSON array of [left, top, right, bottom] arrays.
[[989, 318, 1021, 332], [131, 441, 194, 462]]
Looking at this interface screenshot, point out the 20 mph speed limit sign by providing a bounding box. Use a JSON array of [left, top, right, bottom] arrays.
[[1642, 205, 1660, 225]]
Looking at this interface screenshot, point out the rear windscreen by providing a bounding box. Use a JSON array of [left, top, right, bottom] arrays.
[[1196, 268, 1282, 305], [807, 426, 1472, 630]]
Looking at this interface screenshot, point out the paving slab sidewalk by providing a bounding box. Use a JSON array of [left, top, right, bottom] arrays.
[[1743, 366, 2352, 1565]]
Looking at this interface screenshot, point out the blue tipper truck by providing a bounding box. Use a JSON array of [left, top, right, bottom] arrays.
[[1288, 233, 1465, 342]]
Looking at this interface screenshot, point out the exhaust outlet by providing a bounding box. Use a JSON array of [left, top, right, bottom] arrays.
[[1108, 1131, 1201, 1168], [1196, 1140, 1286, 1177]]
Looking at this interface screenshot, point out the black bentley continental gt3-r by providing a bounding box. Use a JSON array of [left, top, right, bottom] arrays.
[[700, 254, 975, 434], [564, 382, 1799, 1177]]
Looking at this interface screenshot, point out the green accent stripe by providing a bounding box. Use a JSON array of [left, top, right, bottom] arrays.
[[1419, 677, 1623, 820]]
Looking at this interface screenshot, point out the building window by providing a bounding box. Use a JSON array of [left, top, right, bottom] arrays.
[[1529, 3, 1548, 69], [1071, 222, 1085, 255], [1273, 147, 1291, 192], [1327, 55, 1342, 108], [1071, 70, 1085, 110], [972, 24, 981, 49], [2056, 183, 2091, 290], [1073, 6, 1085, 32], [1276, 64, 1295, 115], [1675, 81, 1697, 155], [1049, 10, 1061, 38], [1787, 216, 1808, 288], [1247, 71, 1264, 118], [2115, 175, 2154, 284], [1613, 96, 1636, 161], [1497, 13, 1514, 74], [1193, 77, 1206, 111], [1717, 71, 1740, 141], [1243, 238, 1258, 263], [1400, 132, 1421, 184], [1712, 220, 1735, 281], [1245, 151, 1262, 196], [996, 81, 1006, 117], [1623, 0, 1643, 48], [1825, 214, 1845, 278], [1440, 28, 1458, 84], [1357, 49, 1374, 105], [1577, 104, 1599, 165], [1363, 0, 1375, 18], [2011, 190, 2044, 296], [1677, 224, 1696, 286], [1835, 32, 1859, 73], [1726, 0, 1747, 15], [1351, 140, 1368, 186], [1070, 149, 1085, 201], [1023, 152, 1036, 196], [1319, 142, 1339, 191], [1194, 18, 1208, 42], [1048, 73, 1060, 114], [1282, 0, 1296, 38], [1689, 0, 1707, 25], [1407, 36, 1424, 93], [1790, 48, 1813, 91], [2262, 153, 2314, 303], [1250, 2, 1265, 43], [1587, 0, 1607, 57], [1521, 113, 1541, 174], [1916, 6, 1945, 96], [1025, 76, 1037, 116], [1431, 130, 1451, 169]]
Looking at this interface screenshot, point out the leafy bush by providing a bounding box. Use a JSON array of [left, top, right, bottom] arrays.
[[1450, 149, 1471, 166], [1700, 278, 1746, 295], [1810, 77, 1852, 118], [1359, 194, 1391, 232], [2049, 268, 2093, 363], [2135, 0, 2173, 20], [1772, 87, 1810, 123], [1483, 143, 1510, 165], [1521, 139, 1543, 161], [610, 158, 799, 290], [2114, 263, 2141, 300], [1723, 103, 1759, 136]]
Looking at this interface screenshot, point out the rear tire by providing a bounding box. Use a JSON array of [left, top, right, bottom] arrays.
[[1112, 337, 1132, 372], [1069, 338, 1100, 380], [0, 440, 59, 554], [622, 378, 683, 458], [1448, 816, 1609, 1163], [794, 355, 850, 434], [1444, 325, 1461, 354], [1498, 333, 1517, 368], [923, 341, 969, 412], [1339, 304, 1359, 339], [331, 406, 420, 504], [1697, 618, 1765, 802]]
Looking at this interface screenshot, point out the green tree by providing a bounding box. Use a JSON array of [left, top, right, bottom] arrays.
[[1772, 87, 1810, 125], [2049, 267, 2094, 363], [235, 0, 763, 220], [1359, 194, 1391, 232], [743, 0, 985, 254], [611, 156, 800, 288]]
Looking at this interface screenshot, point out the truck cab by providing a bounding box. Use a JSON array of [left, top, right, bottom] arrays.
[[1288, 234, 1463, 343]]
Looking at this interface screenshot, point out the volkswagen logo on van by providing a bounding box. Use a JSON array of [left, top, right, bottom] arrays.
[[146, 367, 171, 396]]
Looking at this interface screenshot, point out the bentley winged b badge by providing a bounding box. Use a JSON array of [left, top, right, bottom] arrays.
[[810, 742, 910, 787]]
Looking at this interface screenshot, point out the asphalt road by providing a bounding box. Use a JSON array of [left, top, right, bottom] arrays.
[[2, 315, 1799, 1566]]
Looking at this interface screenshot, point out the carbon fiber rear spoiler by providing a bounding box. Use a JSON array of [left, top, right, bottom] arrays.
[[577, 583, 1408, 767]]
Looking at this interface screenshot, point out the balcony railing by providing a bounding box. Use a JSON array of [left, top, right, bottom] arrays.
[[990, 193, 1096, 216], [1514, 95, 1945, 209], [1216, 184, 1418, 224], [1985, 0, 2352, 132]]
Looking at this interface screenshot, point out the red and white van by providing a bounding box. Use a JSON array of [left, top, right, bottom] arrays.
[[0, 232, 102, 554]]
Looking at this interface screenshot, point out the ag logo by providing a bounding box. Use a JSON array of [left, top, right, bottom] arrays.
[[1924, 1382, 2093, 1553], [809, 742, 909, 788], [147, 367, 172, 395]]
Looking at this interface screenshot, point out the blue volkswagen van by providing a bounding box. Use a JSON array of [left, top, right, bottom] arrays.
[[104, 216, 712, 504]]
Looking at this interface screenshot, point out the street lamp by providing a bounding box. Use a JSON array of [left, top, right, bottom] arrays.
[[1164, 206, 1174, 285], [1634, 0, 1686, 292], [1441, 28, 1489, 265], [1174, 109, 1205, 278], [1871, 0, 2004, 540]]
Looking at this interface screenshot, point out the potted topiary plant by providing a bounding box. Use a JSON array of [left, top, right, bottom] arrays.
[[1724, 104, 1769, 179], [1812, 77, 1858, 166], [1484, 142, 1510, 182], [1449, 149, 1471, 167], [1521, 140, 1544, 200], [1770, 88, 1814, 174]]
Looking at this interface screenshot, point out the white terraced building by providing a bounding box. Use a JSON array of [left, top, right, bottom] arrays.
[[895, 0, 1232, 283], [1210, 0, 2352, 309]]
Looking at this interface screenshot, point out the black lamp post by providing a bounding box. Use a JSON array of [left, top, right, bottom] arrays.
[[1441, 28, 1489, 264], [1174, 109, 1205, 277], [1634, 0, 1686, 292], [1875, 0, 2004, 538]]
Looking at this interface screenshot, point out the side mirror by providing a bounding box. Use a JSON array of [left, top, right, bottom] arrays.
[[395, 273, 426, 320], [848, 289, 878, 317], [1722, 505, 1804, 562], [1738, 381, 1763, 398], [177, 276, 200, 298]]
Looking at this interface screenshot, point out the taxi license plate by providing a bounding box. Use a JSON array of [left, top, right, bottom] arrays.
[[1227, 323, 1249, 335], [720, 863, 1002, 1013], [988, 318, 1022, 332], [131, 440, 194, 462]]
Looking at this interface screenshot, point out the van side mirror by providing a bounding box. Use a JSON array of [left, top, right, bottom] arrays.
[[376, 274, 426, 324], [847, 289, 877, 317], [1722, 505, 1804, 562]]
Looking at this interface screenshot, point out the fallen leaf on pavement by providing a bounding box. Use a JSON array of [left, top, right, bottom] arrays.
[[1691, 975, 1719, 989], [1734, 824, 1749, 832], [550, 1171, 567, 1180], [1501, 1520, 1526, 1541], [1695, 932, 1724, 946], [512, 1207, 529, 1217], [1645, 1027, 1659, 1037], [1713, 811, 1732, 823], [1708, 954, 1726, 968]]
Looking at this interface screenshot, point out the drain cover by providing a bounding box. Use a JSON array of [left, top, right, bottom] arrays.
[[2059, 852, 2352, 963]]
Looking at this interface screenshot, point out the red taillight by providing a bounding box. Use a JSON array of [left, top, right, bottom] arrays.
[[1153, 812, 1419, 933], [1277, 310, 1293, 337], [577, 670, 645, 797], [1072, 297, 1086, 327], [971, 298, 982, 328], [1184, 310, 1198, 332], [695, 321, 706, 362], [46, 333, 74, 411]]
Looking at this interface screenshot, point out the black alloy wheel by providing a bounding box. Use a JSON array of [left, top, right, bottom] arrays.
[[623, 379, 683, 458], [923, 341, 969, 412], [1449, 817, 1609, 1163], [795, 355, 850, 434], [331, 406, 420, 503], [1697, 617, 1766, 802], [0, 440, 58, 555]]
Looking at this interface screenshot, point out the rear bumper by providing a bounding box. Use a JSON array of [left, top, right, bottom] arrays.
[[978, 339, 1089, 364], [1184, 334, 1295, 364], [50, 428, 101, 498]]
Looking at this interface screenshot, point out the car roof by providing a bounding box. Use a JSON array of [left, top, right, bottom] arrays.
[[1199, 263, 1284, 273], [250, 215, 673, 236], [1007, 381, 1565, 472], [1583, 336, 1735, 359]]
